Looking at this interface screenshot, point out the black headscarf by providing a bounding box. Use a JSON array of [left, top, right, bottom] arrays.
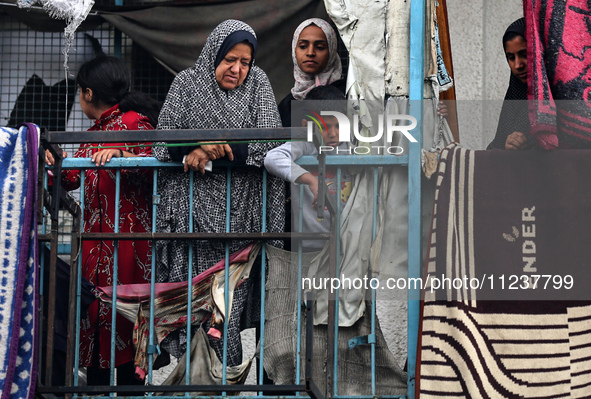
[[214, 30, 258, 70], [487, 18, 529, 150], [502, 17, 525, 48]]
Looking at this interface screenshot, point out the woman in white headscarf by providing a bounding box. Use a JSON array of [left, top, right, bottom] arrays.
[[154, 19, 284, 366], [277, 18, 344, 127]]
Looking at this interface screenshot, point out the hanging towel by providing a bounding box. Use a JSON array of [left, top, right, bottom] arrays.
[[525, 0, 591, 148], [0, 124, 39, 399]]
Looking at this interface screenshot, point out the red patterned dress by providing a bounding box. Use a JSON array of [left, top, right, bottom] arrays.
[[61, 104, 153, 369]]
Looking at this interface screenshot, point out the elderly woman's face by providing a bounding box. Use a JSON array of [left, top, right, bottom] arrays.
[[215, 42, 252, 91], [295, 25, 329, 75]]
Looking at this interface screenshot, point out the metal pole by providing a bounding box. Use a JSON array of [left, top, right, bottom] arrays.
[[408, 0, 426, 397]]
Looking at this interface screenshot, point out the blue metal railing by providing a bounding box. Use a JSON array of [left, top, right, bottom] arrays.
[[38, 146, 422, 398], [408, 0, 426, 397], [38, 0, 427, 392]]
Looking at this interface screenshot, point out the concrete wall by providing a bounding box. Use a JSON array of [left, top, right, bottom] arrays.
[[446, 0, 524, 149]]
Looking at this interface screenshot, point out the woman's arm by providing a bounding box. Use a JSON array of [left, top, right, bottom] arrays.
[[247, 69, 282, 167], [53, 145, 88, 191]]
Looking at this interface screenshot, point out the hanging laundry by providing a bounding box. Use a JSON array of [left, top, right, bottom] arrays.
[[418, 143, 591, 396], [0, 124, 39, 399], [97, 243, 260, 380], [525, 0, 591, 148], [158, 328, 251, 394], [16, 0, 95, 71]]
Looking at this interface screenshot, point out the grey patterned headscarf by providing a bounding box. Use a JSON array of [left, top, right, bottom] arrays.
[[155, 19, 280, 137]]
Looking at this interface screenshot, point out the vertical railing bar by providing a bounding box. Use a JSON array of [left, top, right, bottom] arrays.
[[65, 186, 81, 396], [109, 169, 121, 391], [222, 166, 232, 393], [305, 292, 314, 387], [36, 143, 45, 225], [147, 169, 158, 389], [326, 206, 337, 396], [371, 167, 379, 395], [113, 0, 123, 59], [408, 0, 426, 397], [38, 170, 48, 388], [295, 184, 305, 391], [45, 150, 64, 386], [332, 167, 342, 396], [185, 170, 195, 394], [40, 171, 48, 289], [73, 171, 86, 392], [257, 169, 268, 394], [112, 18, 123, 396]]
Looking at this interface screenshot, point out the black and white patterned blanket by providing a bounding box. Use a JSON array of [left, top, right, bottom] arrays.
[[418, 144, 591, 397]]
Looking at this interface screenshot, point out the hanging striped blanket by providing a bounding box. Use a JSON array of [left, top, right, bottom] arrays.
[[0, 124, 39, 399], [418, 144, 591, 397], [525, 0, 591, 149]]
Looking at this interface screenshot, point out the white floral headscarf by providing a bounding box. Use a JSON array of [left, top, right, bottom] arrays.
[[291, 18, 343, 100]]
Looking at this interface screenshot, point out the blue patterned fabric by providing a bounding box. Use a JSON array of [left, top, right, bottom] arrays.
[[0, 124, 38, 399]]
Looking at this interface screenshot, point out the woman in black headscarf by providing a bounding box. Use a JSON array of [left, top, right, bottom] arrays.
[[487, 18, 531, 150]]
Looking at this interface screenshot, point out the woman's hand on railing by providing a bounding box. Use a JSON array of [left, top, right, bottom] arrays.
[[44, 148, 68, 166], [200, 141, 234, 161], [184, 147, 211, 174], [92, 148, 124, 167]]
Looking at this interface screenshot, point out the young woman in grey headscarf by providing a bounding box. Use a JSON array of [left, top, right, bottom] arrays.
[[277, 18, 344, 127], [154, 19, 284, 366]]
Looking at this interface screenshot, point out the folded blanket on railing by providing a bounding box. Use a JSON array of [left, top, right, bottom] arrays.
[[97, 243, 260, 380], [525, 0, 591, 148], [418, 144, 591, 397], [0, 124, 39, 399]]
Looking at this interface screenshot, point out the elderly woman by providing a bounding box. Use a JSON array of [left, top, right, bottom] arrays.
[[153, 19, 284, 366]]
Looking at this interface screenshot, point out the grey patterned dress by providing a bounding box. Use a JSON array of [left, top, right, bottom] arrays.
[[154, 19, 285, 365]]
